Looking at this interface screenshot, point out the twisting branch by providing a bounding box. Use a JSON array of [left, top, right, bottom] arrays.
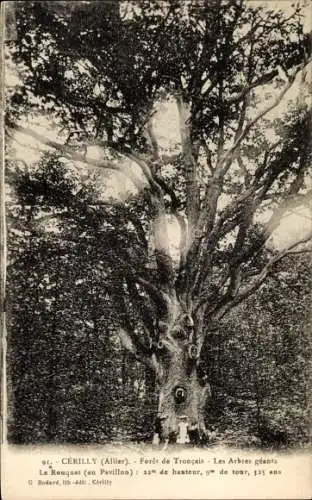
[[181, 164, 224, 299], [227, 207, 253, 298], [111, 149, 177, 292], [113, 287, 159, 371], [220, 58, 312, 170], [6, 123, 145, 190], [189, 136, 310, 304], [7, 121, 179, 294], [134, 275, 171, 314], [117, 149, 163, 194], [214, 229, 312, 320], [118, 328, 159, 372]]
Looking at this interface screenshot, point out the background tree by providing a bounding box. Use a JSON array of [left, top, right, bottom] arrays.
[[5, 0, 312, 443], [6, 154, 157, 443], [202, 254, 312, 448]]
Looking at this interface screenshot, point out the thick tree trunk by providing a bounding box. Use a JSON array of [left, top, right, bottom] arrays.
[[152, 300, 211, 446], [117, 292, 211, 445], [156, 352, 209, 444]]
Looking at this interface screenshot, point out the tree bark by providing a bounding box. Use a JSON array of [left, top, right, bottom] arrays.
[[152, 300, 211, 445], [156, 351, 209, 444]]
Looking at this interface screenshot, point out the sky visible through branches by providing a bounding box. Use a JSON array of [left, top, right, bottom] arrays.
[[5, 1, 312, 254]]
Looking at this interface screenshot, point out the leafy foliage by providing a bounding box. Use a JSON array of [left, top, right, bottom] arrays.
[[203, 256, 312, 448], [7, 159, 156, 443]]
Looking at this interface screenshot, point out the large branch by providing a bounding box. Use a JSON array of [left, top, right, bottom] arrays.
[[116, 149, 163, 195], [127, 150, 187, 288], [176, 95, 199, 247], [191, 59, 311, 257], [6, 123, 145, 191], [151, 206, 175, 290], [113, 149, 177, 292], [220, 58, 312, 170], [197, 184, 311, 309], [226, 207, 253, 298], [134, 275, 171, 314], [179, 152, 227, 299], [193, 173, 310, 311], [191, 112, 311, 296], [214, 229, 312, 320], [8, 121, 178, 292], [145, 119, 161, 162], [118, 328, 159, 373], [187, 35, 258, 267], [154, 175, 188, 273]]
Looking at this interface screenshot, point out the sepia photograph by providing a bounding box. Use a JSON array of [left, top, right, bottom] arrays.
[[1, 0, 312, 498]]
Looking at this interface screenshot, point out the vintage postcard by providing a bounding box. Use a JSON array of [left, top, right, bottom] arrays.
[[1, 1, 312, 499]]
